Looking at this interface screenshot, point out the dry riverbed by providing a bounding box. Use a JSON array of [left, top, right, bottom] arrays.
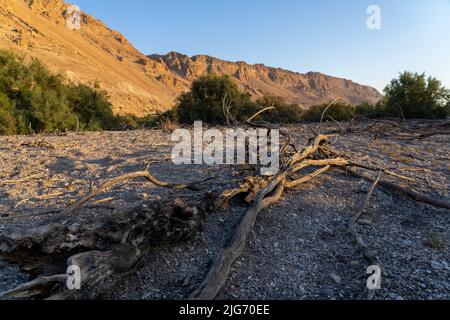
[[0, 122, 449, 300]]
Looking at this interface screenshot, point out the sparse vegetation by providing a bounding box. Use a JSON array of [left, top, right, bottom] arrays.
[[427, 233, 447, 250]]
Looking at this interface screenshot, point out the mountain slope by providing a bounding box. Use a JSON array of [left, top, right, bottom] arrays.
[[0, 0, 184, 116], [149, 52, 382, 106], [0, 0, 382, 116]]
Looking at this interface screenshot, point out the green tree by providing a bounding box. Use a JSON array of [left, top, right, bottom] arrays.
[[176, 74, 256, 124], [384, 72, 450, 119]]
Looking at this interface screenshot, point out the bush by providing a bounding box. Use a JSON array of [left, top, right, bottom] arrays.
[[175, 76, 306, 125], [0, 49, 118, 134], [354, 102, 387, 119], [176, 74, 256, 125], [301, 102, 355, 122], [256, 96, 303, 123], [383, 71, 450, 119], [0, 92, 17, 135], [67, 82, 117, 131]]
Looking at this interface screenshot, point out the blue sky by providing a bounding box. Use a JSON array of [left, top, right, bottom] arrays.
[[71, 0, 450, 92]]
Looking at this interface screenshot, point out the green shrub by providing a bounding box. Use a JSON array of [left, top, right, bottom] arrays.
[[67, 82, 117, 131], [0, 92, 17, 135], [0, 49, 118, 134], [256, 96, 303, 123], [383, 71, 450, 119], [354, 102, 387, 119], [175, 76, 306, 125], [176, 74, 256, 125], [301, 102, 355, 122]]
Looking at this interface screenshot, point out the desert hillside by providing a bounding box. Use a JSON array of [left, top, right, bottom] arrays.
[[149, 52, 382, 107], [0, 0, 382, 116]]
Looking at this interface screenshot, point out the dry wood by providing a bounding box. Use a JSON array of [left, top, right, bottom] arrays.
[[0, 173, 45, 185], [65, 167, 211, 213], [189, 175, 286, 300], [0, 197, 208, 299], [347, 171, 381, 300], [343, 168, 450, 210], [285, 165, 331, 188], [0, 274, 68, 299]]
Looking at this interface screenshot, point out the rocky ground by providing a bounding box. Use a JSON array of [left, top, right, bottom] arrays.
[[0, 122, 449, 300]]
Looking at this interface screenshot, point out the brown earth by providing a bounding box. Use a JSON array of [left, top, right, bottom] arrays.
[[0, 0, 382, 117]]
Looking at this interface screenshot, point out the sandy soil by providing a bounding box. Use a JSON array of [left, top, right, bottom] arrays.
[[0, 122, 449, 300]]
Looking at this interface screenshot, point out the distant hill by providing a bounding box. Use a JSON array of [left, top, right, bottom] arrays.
[[149, 52, 382, 107], [0, 0, 382, 116]]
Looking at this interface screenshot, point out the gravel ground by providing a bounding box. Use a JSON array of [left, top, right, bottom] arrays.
[[0, 122, 449, 300]]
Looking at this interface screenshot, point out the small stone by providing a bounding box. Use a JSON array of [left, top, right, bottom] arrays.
[[431, 260, 443, 270], [296, 286, 306, 296], [350, 260, 360, 266], [358, 219, 374, 226], [330, 273, 342, 284], [395, 296, 405, 301], [403, 240, 413, 246], [320, 288, 335, 298], [182, 277, 190, 287]]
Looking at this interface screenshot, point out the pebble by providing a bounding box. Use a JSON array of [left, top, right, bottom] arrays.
[[330, 273, 342, 284], [350, 260, 360, 267], [358, 219, 374, 226], [431, 260, 443, 270], [403, 240, 413, 246]]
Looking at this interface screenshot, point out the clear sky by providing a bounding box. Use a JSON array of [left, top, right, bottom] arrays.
[[70, 0, 450, 92]]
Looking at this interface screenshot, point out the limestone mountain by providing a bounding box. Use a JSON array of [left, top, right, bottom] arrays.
[[149, 52, 382, 107], [0, 0, 382, 116]]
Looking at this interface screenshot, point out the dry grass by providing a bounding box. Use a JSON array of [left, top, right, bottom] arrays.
[[427, 233, 447, 250], [158, 120, 179, 132]]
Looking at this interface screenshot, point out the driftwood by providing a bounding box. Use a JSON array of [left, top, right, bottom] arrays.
[[190, 134, 348, 300], [0, 173, 46, 185], [0, 199, 207, 297], [65, 166, 212, 213], [190, 175, 286, 299]]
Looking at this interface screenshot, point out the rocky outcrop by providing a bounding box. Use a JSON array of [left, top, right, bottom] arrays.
[[149, 52, 382, 106]]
